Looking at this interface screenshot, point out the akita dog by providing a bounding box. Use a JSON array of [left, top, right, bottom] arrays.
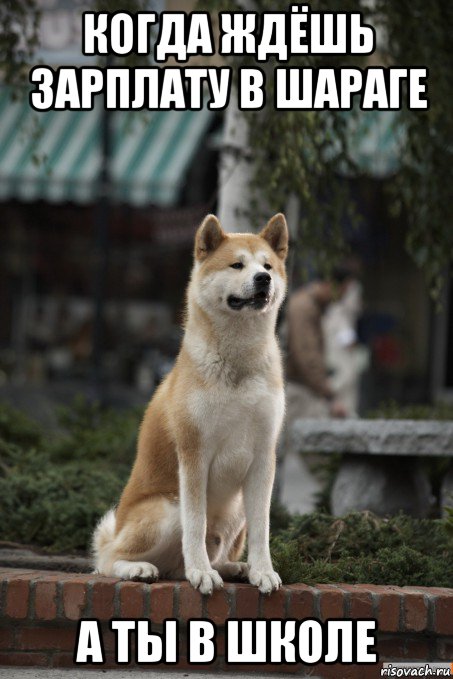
[[93, 213, 288, 594]]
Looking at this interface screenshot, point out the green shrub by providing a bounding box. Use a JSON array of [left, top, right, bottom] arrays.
[[0, 399, 140, 552], [367, 400, 453, 421], [49, 396, 140, 464], [0, 402, 43, 448], [0, 401, 452, 587], [270, 511, 453, 587], [0, 443, 125, 552]]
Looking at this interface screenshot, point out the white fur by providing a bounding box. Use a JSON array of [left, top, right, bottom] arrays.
[[178, 247, 286, 593]]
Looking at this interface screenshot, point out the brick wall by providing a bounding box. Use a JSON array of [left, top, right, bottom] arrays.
[[0, 568, 452, 677]]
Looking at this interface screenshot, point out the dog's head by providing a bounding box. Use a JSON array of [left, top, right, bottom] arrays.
[[191, 213, 288, 317]]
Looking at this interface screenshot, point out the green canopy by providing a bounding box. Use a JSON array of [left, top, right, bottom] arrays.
[[0, 87, 215, 206]]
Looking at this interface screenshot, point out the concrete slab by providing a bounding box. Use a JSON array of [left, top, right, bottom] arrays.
[[0, 669, 300, 678], [292, 418, 453, 456]]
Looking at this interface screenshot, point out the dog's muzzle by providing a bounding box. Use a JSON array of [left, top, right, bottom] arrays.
[[227, 273, 272, 310]]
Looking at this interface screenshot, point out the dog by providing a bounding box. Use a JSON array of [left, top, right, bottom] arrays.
[[93, 212, 288, 595]]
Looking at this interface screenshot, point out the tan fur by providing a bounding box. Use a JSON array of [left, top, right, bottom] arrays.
[[228, 525, 247, 562], [93, 213, 289, 594]]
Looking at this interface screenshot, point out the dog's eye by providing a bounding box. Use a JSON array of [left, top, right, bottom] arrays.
[[264, 263, 272, 271], [230, 262, 244, 270]]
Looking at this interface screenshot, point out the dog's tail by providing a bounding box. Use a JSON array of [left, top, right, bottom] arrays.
[[91, 508, 116, 574]]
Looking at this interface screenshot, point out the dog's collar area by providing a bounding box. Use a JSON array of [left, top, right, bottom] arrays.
[[227, 290, 270, 310]]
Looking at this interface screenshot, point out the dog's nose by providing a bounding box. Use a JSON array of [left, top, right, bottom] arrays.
[[254, 272, 271, 288]]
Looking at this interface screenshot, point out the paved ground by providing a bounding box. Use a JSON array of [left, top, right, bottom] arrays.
[[0, 670, 303, 678]]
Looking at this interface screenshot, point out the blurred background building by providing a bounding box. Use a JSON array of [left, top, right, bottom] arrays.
[[0, 0, 451, 414]]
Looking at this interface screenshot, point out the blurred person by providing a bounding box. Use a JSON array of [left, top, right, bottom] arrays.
[[285, 269, 353, 423], [323, 279, 369, 416], [274, 269, 353, 509]]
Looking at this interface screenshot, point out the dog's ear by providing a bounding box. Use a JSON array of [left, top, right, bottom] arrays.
[[259, 213, 289, 260], [195, 214, 226, 261]]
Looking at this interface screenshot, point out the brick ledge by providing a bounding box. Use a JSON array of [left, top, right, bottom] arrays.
[[0, 568, 452, 675]]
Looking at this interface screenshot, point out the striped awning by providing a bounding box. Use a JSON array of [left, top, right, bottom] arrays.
[[0, 88, 215, 206]]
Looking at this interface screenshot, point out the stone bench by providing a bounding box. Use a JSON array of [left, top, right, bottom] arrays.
[[291, 419, 453, 517]]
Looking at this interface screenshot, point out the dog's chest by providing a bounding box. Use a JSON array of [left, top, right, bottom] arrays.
[[188, 376, 283, 498], [189, 374, 277, 439]]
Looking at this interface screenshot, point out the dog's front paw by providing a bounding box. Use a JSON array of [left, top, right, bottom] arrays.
[[218, 561, 249, 581], [248, 567, 282, 594], [186, 568, 223, 595]]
